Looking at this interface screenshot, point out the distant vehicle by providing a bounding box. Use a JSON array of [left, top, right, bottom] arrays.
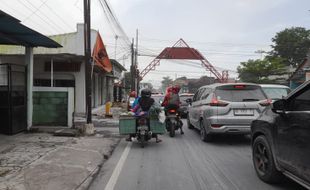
[[179, 93, 194, 118], [152, 93, 164, 106], [260, 84, 291, 101], [251, 80, 310, 189], [187, 83, 269, 142]]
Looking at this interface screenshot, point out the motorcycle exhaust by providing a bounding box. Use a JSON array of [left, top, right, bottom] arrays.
[[148, 131, 153, 136]]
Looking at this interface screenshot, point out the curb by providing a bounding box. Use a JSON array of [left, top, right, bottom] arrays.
[[76, 138, 122, 190]]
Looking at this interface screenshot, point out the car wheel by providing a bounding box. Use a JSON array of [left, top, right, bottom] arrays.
[[252, 136, 282, 183], [200, 120, 213, 142], [187, 116, 194, 129]]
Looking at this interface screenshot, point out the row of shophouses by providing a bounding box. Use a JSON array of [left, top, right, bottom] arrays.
[[0, 20, 126, 134]]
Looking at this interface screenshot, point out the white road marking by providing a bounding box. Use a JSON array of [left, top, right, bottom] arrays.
[[104, 142, 132, 190]]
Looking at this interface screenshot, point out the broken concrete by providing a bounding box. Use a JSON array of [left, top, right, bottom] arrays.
[[0, 118, 120, 190]]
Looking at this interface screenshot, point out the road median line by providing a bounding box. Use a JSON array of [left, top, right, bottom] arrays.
[[104, 142, 132, 190]]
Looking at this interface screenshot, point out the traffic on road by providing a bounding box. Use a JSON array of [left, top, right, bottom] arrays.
[[95, 80, 310, 190], [0, 1, 309, 190]]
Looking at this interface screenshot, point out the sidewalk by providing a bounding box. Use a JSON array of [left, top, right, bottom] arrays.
[[0, 119, 121, 190]]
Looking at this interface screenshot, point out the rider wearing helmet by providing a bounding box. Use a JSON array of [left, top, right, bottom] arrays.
[[132, 89, 154, 116], [127, 89, 162, 143], [161, 85, 184, 134]]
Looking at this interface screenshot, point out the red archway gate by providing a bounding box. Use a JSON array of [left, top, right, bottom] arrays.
[[139, 38, 229, 82]]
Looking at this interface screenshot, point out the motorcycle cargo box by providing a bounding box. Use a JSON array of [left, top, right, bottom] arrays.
[[119, 115, 136, 135], [150, 119, 165, 134]]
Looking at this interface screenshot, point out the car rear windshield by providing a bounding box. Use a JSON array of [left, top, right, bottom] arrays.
[[180, 95, 193, 104], [215, 85, 266, 102], [262, 87, 290, 100]]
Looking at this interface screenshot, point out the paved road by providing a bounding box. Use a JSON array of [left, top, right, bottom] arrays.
[[89, 120, 306, 190]]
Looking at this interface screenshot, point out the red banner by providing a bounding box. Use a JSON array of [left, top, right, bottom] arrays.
[[92, 33, 112, 72]]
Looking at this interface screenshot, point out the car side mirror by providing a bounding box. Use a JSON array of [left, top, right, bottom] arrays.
[[272, 99, 286, 114]]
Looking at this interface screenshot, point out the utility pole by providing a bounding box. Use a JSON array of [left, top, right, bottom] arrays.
[[135, 29, 139, 92], [84, 0, 92, 124], [130, 38, 135, 92]]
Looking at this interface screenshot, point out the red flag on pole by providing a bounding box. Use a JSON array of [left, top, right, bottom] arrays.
[[92, 33, 112, 72]]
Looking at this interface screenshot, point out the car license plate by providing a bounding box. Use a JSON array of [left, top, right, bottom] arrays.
[[234, 109, 254, 116]]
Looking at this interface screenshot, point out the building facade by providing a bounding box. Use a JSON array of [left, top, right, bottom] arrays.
[[0, 24, 124, 128]]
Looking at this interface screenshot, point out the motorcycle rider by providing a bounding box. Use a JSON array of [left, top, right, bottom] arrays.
[[161, 85, 184, 134], [126, 89, 162, 143]]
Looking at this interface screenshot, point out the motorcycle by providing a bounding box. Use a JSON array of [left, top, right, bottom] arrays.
[[165, 109, 183, 137], [136, 116, 152, 148]]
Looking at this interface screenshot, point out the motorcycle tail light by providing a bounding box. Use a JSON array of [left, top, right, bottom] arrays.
[[138, 118, 147, 125], [169, 109, 176, 113]]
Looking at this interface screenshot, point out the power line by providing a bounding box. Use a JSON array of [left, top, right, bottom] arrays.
[[101, 0, 131, 45], [0, 1, 56, 34], [23, 0, 48, 22], [17, 0, 63, 33], [39, 0, 76, 31], [138, 36, 269, 48], [24, 0, 70, 33]]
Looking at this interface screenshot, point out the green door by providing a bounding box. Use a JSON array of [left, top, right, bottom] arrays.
[[33, 91, 68, 126]]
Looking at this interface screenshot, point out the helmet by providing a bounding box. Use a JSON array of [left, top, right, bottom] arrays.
[[141, 89, 151, 98], [129, 91, 137, 97], [166, 87, 173, 94], [173, 85, 181, 93]]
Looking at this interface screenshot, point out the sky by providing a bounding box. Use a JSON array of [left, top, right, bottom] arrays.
[[1, 0, 310, 88]]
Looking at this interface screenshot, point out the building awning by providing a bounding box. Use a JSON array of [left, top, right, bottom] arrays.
[[0, 10, 62, 48]]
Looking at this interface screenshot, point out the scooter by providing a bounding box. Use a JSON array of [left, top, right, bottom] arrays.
[[165, 109, 183, 137], [136, 116, 152, 148]]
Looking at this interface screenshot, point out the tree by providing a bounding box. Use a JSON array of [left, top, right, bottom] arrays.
[[161, 76, 173, 92], [270, 27, 310, 67], [237, 58, 287, 83], [140, 82, 153, 90]]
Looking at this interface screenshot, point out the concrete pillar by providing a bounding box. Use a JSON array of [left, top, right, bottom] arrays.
[[95, 74, 99, 107], [25, 47, 33, 129], [102, 76, 106, 104]]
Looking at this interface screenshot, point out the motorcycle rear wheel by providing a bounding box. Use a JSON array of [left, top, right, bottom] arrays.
[[169, 123, 175, 137], [140, 134, 145, 148]]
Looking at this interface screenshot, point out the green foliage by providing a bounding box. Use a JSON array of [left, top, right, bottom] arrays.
[[270, 27, 310, 67], [161, 76, 173, 92], [237, 58, 287, 83]]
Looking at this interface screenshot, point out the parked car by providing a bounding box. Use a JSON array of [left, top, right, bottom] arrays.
[[251, 80, 310, 189], [187, 83, 270, 142], [260, 84, 291, 101], [179, 93, 194, 118]]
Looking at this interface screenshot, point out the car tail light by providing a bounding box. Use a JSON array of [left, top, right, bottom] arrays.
[[234, 85, 246, 89], [210, 95, 229, 107], [259, 99, 272, 106], [211, 124, 223, 128]]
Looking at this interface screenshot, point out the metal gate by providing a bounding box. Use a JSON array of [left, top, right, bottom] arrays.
[[0, 63, 27, 135]]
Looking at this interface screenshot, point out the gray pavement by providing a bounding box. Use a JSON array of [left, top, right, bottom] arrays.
[[89, 120, 306, 190], [0, 118, 120, 190]]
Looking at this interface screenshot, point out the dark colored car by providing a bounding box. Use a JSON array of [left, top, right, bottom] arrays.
[[179, 93, 194, 118], [251, 80, 310, 189]]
